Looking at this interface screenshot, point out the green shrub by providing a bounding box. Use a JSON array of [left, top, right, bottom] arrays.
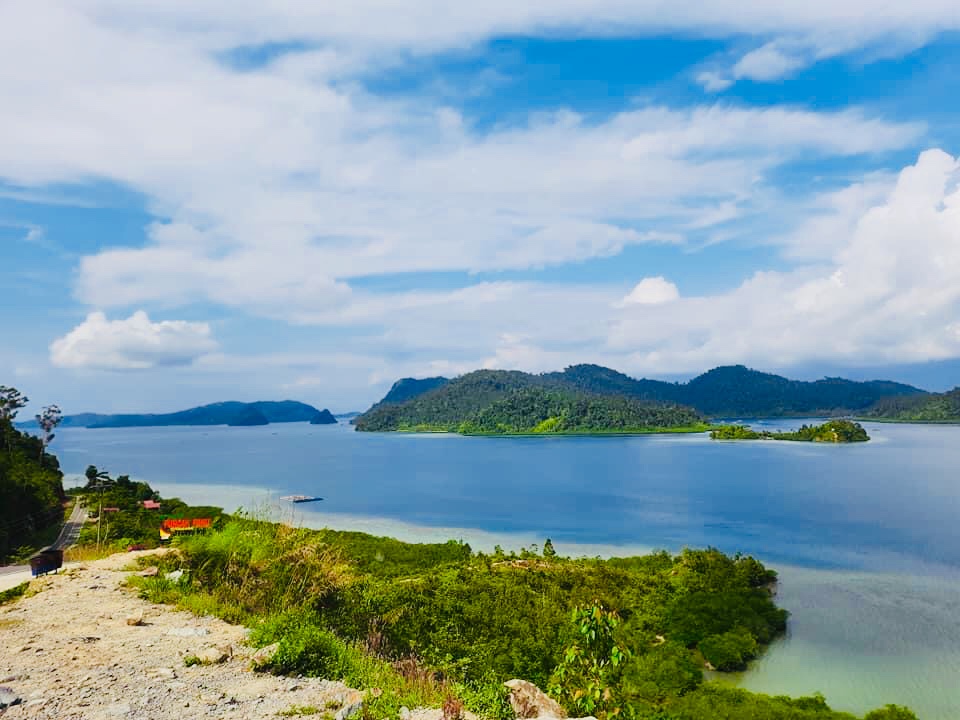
[[698, 628, 759, 671]]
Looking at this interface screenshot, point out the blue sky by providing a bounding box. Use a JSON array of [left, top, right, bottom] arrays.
[[2, 2, 960, 413]]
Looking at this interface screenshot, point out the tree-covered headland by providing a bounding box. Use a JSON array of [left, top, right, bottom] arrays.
[[131, 520, 915, 720]]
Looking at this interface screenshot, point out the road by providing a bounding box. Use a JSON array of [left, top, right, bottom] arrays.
[[0, 502, 87, 589], [52, 500, 87, 550]]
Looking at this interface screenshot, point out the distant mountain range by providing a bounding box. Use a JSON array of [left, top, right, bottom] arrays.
[[19, 401, 338, 429], [863, 386, 960, 423], [356, 364, 927, 432]]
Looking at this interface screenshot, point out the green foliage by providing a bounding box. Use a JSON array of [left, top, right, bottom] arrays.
[[865, 386, 960, 423], [698, 628, 759, 671], [359, 377, 706, 435], [252, 611, 363, 678], [357, 365, 924, 428], [862, 706, 919, 720], [70, 470, 221, 549], [463, 389, 705, 434], [0, 411, 65, 561], [666, 685, 864, 720], [133, 521, 911, 720], [620, 641, 702, 707], [548, 604, 629, 719], [0, 581, 29, 606], [710, 420, 869, 443]]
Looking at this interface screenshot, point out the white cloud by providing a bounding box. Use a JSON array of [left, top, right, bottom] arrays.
[[620, 277, 680, 306], [732, 42, 808, 82], [0, 3, 927, 327], [608, 149, 960, 372], [50, 311, 217, 370]]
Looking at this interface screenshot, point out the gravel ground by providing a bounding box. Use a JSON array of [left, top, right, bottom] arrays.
[[0, 551, 363, 719]]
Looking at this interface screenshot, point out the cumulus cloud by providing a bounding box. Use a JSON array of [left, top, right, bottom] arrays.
[[607, 149, 960, 371], [50, 311, 217, 370], [619, 277, 680, 306], [0, 2, 927, 324]]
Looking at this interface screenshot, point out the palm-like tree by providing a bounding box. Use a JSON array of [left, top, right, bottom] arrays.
[[85, 465, 113, 548]]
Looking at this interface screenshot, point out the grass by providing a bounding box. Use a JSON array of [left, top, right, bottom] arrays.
[[278, 706, 323, 717], [0, 581, 28, 606]]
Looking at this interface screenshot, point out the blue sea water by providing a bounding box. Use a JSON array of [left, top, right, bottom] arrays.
[[53, 420, 960, 719]]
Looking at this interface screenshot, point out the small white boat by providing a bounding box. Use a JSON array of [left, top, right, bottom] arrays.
[[279, 495, 323, 504]]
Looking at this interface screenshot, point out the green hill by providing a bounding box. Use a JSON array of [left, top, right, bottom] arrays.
[[863, 387, 960, 423], [1, 415, 65, 561], [361, 365, 925, 429], [356, 371, 705, 433]]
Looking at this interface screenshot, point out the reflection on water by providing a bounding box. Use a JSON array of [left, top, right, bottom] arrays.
[[54, 420, 960, 718]]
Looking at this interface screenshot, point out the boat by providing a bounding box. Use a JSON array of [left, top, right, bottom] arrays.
[[279, 495, 324, 504]]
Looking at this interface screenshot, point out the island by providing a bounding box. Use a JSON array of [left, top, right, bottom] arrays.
[[16, 400, 339, 429], [309, 409, 338, 425], [357, 377, 709, 435], [710, 419, 870, 442], [356, 364, 922, 434], [358, 364, 925, 432]]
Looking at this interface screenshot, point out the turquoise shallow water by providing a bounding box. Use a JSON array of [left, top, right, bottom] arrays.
[[54, 420, 960, 718]]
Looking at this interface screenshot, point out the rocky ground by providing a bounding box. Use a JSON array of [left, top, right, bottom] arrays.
[[0, 551, 364, 720]]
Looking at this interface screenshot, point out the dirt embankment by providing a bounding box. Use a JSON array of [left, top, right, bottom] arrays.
[[0, 551, 362, 719]]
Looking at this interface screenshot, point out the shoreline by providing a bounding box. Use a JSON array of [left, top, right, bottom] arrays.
[[365, 423, 717, 437]]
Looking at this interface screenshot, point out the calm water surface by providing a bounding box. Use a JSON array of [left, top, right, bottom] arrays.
[[54, 421, 960, 719]]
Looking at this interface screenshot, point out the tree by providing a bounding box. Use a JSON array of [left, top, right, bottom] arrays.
[[35, 405, 63, 460], [543, 538, 557, 558], [85, 465, 113, 548], [0, 386, 28, 421], [549, 604, 629, 719]]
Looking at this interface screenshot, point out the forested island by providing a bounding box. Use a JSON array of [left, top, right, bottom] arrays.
[[862, 386, 960, 423], [364, 364, 924, 426], [17, 400, 338, 429], [711, 420, 870, 443], [356, 364, 921, 435], [357, 378, 707, 434]]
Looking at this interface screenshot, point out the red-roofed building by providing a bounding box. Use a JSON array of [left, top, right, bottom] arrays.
[[142, 500, 161, 510]]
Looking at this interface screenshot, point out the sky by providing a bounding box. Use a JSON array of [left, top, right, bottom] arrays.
[[2, 2, 960, 414]]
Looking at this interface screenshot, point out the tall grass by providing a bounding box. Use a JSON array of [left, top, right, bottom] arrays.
[[175, 517, 352, 618]]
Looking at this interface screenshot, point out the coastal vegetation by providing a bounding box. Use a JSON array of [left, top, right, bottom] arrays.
[[356, 376, 706, 434], [361, 365, 925, 427], [0, 387, 65, 561], [67, 467, 222, 550], [863, 387, 960, 423], [129, 518, 916, 720], [710, 420, 870, 443]]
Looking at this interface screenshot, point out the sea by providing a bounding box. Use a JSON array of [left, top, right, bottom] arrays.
[[52, 419, 960, 719]]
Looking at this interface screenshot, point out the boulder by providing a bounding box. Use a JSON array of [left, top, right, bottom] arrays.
[[249, 642, 280, 670], [137, 566, 159, 577], [195, 645, 231, 665], [504, 680, 566, 719], [125, 610, 144, 626]]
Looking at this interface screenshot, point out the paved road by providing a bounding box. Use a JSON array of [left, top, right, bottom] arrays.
[[0, 502, 87, 585], [52, 501, 87, 550]]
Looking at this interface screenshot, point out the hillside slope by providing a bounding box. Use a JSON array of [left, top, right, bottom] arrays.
[[0, 417, 65, 560], [864, 387, 960, 422]]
